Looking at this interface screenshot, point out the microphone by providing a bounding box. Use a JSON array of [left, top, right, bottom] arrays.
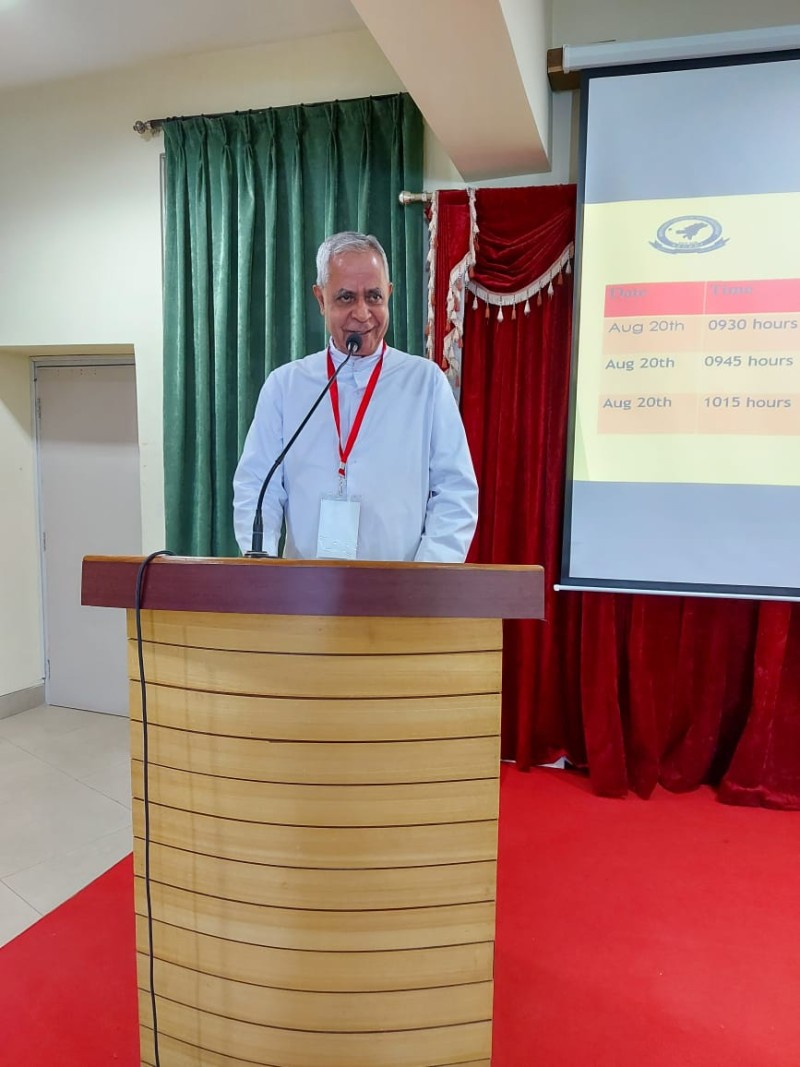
[[246, 332, 363, 557]]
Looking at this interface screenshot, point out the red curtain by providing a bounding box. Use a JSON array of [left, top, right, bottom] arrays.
[[432, 185, 800, 809]]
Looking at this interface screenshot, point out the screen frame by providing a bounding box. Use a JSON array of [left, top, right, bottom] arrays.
[[560, 46, 800, 601]]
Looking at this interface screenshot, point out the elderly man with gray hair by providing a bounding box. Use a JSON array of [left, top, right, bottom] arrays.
[[233, 231, 478, 562]]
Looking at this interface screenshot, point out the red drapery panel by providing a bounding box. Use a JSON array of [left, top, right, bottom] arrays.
[[428, 189, 475, 375], [432, 185, 800, 809]]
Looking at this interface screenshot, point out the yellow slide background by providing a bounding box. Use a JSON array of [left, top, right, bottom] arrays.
[[573, 192, 800, 484]]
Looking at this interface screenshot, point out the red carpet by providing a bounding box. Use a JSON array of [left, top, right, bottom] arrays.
[[0, 854, 139, 1064], [2, 767, 799, 1066]]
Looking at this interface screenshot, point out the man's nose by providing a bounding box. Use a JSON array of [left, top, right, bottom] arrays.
[[351, 297, 371, 320]]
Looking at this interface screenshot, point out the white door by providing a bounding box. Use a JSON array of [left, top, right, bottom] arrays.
[[36, 363, 141, 715]]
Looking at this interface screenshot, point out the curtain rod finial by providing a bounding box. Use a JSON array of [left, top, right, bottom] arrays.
[[399, 190, 432, 206], [133, 120, 161, 137]]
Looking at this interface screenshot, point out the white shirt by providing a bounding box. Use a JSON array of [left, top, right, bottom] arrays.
[[233, 342, 478, 561]]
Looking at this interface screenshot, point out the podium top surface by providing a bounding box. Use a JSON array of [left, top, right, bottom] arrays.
[[81, 556, 544, 620]]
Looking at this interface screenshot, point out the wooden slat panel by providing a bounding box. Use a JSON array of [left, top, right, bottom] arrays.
[[129, 727, 500, 785], [131, 762, 499, 826], [127, 606, 501, 1065], [128, 610, 502, 655], [129, 683, 501, 742], [138, 960, 492, 1031], [133, 843, 496, 910], [139, 1031, 490, 1067], [134, 880, 496, 951], [129, 642, 502, 698], [132, 801, 498, 868], [135, 919, 493, 992], [138, 997, 492, 1066]]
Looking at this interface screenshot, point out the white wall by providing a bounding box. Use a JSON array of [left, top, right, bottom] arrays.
[[553, 0, 800, 46], [0, 353, 42, 694], [500, 0, 554, 170], [425, 88, 576, 191]]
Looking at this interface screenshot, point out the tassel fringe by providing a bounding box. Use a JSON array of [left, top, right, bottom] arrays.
[[465, 242, 574, 311]]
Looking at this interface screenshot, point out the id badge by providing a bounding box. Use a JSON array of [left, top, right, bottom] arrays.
[[316, 496, 361, 559]]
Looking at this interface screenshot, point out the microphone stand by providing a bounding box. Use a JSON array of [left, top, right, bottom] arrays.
[[246, 335, 361, 557]]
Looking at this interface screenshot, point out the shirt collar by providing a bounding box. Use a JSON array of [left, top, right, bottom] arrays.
[[328, 338, 386, 385]]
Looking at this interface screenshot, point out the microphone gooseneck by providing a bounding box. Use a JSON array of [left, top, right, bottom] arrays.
[[246, 333, 363, 557]]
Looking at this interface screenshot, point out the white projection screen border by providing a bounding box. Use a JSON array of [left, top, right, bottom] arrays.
[[561, 48, 800, 601]]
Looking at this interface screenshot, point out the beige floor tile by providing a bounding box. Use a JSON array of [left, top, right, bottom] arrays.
[[0, 738, 77, 797], [81, 755, 133, 808], [6, 711, 130, 783], [0, 705, 135, 931], [0, 774, 131, 879], [0, 704, 100, 745], [4, 826, 133, 917], [0, 881, 41, 948]]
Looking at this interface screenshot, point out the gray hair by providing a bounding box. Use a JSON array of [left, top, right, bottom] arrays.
[[315, 231, 390, 287]]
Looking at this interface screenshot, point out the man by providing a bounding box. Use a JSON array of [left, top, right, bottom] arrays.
[[233, 231, 478, 561]]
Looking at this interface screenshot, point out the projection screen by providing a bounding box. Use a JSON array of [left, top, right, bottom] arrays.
[[561, 51, 800, 599]]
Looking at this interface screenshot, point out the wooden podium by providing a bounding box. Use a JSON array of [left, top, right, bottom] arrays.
[[81, 556, 544, 1067]]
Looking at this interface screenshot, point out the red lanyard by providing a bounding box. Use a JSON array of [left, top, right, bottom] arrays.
[[327, 342, 385, 477]]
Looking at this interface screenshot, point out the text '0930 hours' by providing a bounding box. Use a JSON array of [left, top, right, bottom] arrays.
[[707, 317, 798, 331]]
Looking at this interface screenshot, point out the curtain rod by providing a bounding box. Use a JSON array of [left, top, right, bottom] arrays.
[[133, 93, 406, 136], [134, 114, 431, 206], [133, 109, 248, 135], [132, 118, 432, 208], [134, 106, 271, 135]]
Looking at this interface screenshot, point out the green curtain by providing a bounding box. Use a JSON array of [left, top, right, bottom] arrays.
[[162, 93, 424, 556]]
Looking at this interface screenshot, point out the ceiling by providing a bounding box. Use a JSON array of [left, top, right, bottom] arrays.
[[0, 0, 552, 179], [3, 0, 798, 180], [3, 0, 800, 95], [0, 0, 363, 91]]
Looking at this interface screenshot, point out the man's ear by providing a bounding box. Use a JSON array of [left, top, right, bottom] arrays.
[[312, 284, 325, 315]]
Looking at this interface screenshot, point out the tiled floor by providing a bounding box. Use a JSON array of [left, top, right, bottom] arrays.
[[0, 704, 132, 947]]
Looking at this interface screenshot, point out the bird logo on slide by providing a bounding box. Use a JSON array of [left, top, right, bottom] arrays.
[[650, 215, 728, 254]]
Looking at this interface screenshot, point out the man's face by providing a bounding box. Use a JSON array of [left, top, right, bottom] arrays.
[[313, 250, 393, 355]]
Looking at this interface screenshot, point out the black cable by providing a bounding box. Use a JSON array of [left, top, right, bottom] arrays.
[[134, 549, 175, 1067]]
